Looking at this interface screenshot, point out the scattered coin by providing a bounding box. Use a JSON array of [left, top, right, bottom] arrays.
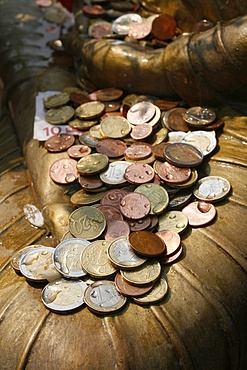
[[77, 153, 109, 175], [158, 210, 188, 234], [75, 101, 105, 120], [151, 13, 177, 40], [155, 230, 181, 256], [129, 230, 165, 257], [50, 158, 79, 184], [133, 277, 168, 305], [115, 273, 153, 297], [69, 206, 106, 240], [127, 101, 156, 125], [67, 144, 91, 159], [46, 106, 75, 124], [120, 192, 151, 220], [121, 259, 161, 286], [193, 176, 231, 202], [104, 220, 130, 241], [45, 134, 75, 152], [183, 106, 216, 126], [164, 143, 204, 167], [181, 130, 217, 156], [182, 201, 217, 226], [112, 13, 143, 35]]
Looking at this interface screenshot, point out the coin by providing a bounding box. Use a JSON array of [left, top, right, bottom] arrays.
[[120, 192, 151, 219], [182, 201, 217, 226], [89, 21, 113, 39], [53, 238, 90, 278], [84, 280, 127, 314], [168, 168, 198, 189], [115, 273, 153, 297], [130, 123, 153, 140], [67, 144, 91, 159], [112, 13, 143, 35], [124, 163, 154, 185], [69, 119, 98, 131], [158, 244, 183, 265], [43, 92, 70, 109], [192, 19, 215, 32], [162, 107, 189, 132], [128, 22, 151, 39], [193, 176, 231, 202], [50, 158, 79, 184], [41, 278, 88, 312], [157, 162, 192, 184], [96, 138, 127, 158], [125, 143, 152, 161], [151, 13, 177, 40], [45, 134, 75, 152], [183, 106, 216, 126], [81, 240, 117, 278], [127, 101, 156, 125], [79, 174, 103, 190], [167, 131, 187, 143], [11, 245, 44, 272], [69, 91, 90, 105], [100, 189, 129, 210], [104, 101, 121, 113], [77, 153, 109, 175], [121, 259, 161, 286], [127, 216, 152, 232], [164, 143, 204, 167], [167, 188, 193, 209], [61, 230, 74, 241], [75, 101, 105, 120], [158, 210, 189, 233], [79, 131, 100, 148], [100, 115, 131, 138], [104, 220, 130, 241], [99, 160, 131, 186], [69, 206, 106, 240], [70, 189, 107, 206], [181, 130, 217, 156], [89, 87, 123, 101], [98, 205, 123, 223], [134, 183, 169, 215], [82, 4, 106, 16], [129, 230, 165, 257], [133, 277, 168, 305], [152, 142, 169, 161], [46, 106, 75, 124], [23, 204, 44, 228], [154, 99, 179, 111], [155, 230, 181, 256]]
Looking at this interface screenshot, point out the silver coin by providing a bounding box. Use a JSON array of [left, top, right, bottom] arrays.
[[99, 161, 131, 185], [183, 106, 216, 126], [112, 13, 143, 35], [193, 176, 231, 202], [181, 130, 217, 156]]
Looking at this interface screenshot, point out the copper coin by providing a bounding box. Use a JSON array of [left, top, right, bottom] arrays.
[[182, 201, 216, 226], [124, 163, 154, 185], [125, 144, 152, 161], [152, 142, 169, 161], [104, 101, 121, 113], [120, 192, 151, 220], [154, 99, 179, 111], [89, 88, 123, 102], [82, 4, 105, 16], [100, 189, 129, 210], [158, 244, 183, 265], [70, 92, 90, 105], [96, 138, 127, 158], [79, 174, 103, 190], [157, 161, 191, 184], [151, 14, 177, 40], [164, 143, 204, 167], [128, 22, 151, 39], [126, 216, 151, 232], [114, 273, 153, 297], [146, 215, 159, 231], [155, 229, 181, 256], [127, 101, 156, 125], [67, 144, 91, 159], [90, 23, 113, 39], [163, 108, 189, 132], [98, 205, 123, 223], [130, 123, 153, 140], [50, 158, 78, 184], [129, 230, 165, 257], [45, 134, 75, 152], [104, 220, 130, 241]]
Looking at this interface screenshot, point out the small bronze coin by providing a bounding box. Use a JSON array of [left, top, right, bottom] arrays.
[[104, 101, 121, 112], [164, 143, 204, 167], [127, 101, 156, 125], [154, 99, 179, 111], [89, 87, 123, 102], [114, 273, 154, 297], [124, 163, 154, 185], [125, 144, 152, 161], [182, 201, 217, 226], [163, 107, 189, 132], [67, 144, 91, 159], [120, 192, 151, 220], [100, 189, 129, 210], [155, 229, 181, 256], [50, 158, 78, 184], [70, 92, 90, 105], [129, 230, 165, 257], [96, 138, 127, 158], [104, 220, 130, 241], [79, 174, 103, 190], [130, 123, 153, 140], [157, 161, 191, 184], [45, 134, 75, 152], [127, 216, 151, 232], [151, 13, 177, 40], [158, 244, 183, 265], [152, 142, 169, 161], [76, 153, 109, 175], [82, 4, 105, 16], [98, 205, 123, 223]]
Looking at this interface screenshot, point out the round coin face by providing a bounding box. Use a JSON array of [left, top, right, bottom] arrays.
[[129, 231, 165, 257], [124, 163, 154, 185], [128, 22, 151, 39], [162, 107, 189, 132], [151, 13, 177, 40], [133, 277, 168, 305], [100, 189, 129, 210], [182, 201, 217, 227], [89, 87, 123, 102], [130, 123, 153, 140], [104, 220, 130, 241], [11, 245, 44, 272], [158, 210, 188, 234], [96, 138, 127, 158], [112, 13, 143, 35], [120, 192, 151, 220], [41, 278, 88, 312], [193, 176, 231, 202], [75, 101, 105, 120], [164, 143, 204, 167], [157, 162, 191, 184], [45, 106, 74, 124], [77, 153, 109, 175], [155, 230, 181, 256], [67, 144, 91, 159], [127, 101, 156, 125], [43, 92, 70, 109], [100, 161, 131, 186], [134, 183, 169, 215], [115, 273, 153, 297], [84, 280, 127, 314], [100, 116, 131, 138], [69, 206, 106, 240], [121, 259, 161, 286], [181, 130, 217, 156], [45, 134, 75, 153], [50, 158, 79, 184], [183, 106, 216, 126]]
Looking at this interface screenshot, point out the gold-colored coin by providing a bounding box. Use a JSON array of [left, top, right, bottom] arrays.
[[158, 210, 188, 233], [121, 259, 161, 286], [168, 168, 198, 189], [89, 124, 106, 140], [153, 160, 163, 173], [11, 245, 44, 272], [69, 206, 106, 240], [70, 189, 107, 206], [81, 240, 117, 278], [148, 127, 168, 145], [69, 118, 98, 131], [126, 153, 156, 165], [133, 277, 168, 305], [43, 92, 70, 109], [100, 116, 131, 138], [135, 183, 169, 215], [61, 230, 74, 241], [45, 106, 75, 124], [75, 101, 105, 120], [76, 153, 109, 175], [79, 132, 100, 148]]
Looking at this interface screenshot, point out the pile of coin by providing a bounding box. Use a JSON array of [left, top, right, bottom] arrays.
[[11, 86, 231, 315]]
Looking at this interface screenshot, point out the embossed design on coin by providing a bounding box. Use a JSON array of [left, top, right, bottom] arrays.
[[120, 192, 151, 220], [125, 163, 154, 185], [133, 277, 168, 305], [77, 153, 109, 175], [46, 106, 74, 124], [45, 134, 75, 152], [69, 206, 106, 240], [50, 158, 78, 184], [193, 176, 231, 202], [158, 210, 188, 233], [100, 161, 131, 185], [121, 259, 161, 286]]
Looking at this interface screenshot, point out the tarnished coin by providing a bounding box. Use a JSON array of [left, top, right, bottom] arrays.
[[11, 245, 43, 272], [183, 106, 216, 126], [162, 107, 189, 132], [100, 161, 131, 186], [67, 144, 91, 159], [46, 106, 75, 124], [125, 143, 152, 161], [128, 22, 151, 39], [158, 210, 189, 233], [98, 205, 123, 223], [168, 168, 198, 189], [164, 143, 204, 167], [127, 101, 156, 125], [43, 92, 70, 109], [152, 142, 169, 161], [79, 131, 100, 148], [41, 278, 88, 312], [124, 163, 154, 185], [50, 158, 79, 184], [130, 123, 153, 140], [181, 130, 217, 156], [115, 273, 153, 297], [182, 201, 217, 226], [104, 101, 121, 113], [89, 87, 123, 102], [100, 189, 129, 210], [53, 238, 90, 278], [77, 153, 109, 175], [112, 13, 143, 35], [70, 189, 107, 206], [134, 183, 169, 215], [45, 134, 75, 152], [75, 101, 105, 120], [158, 244, 183, 265], [89, 21, 113, 39], [129, 230, 165, 257], [154, 99, 179, 111], [70, 92, 90, 105], [126, 216, 152, 232], [96, 138, 127, 158], [155, 230, 181, 256], [133, 277, 168, 305], [157, 162, 191, 184], [121, 259, 161, 286], [84, 280, 127, 314], [120, 192, 151, 220], [79, 174, 103, 191], [104, 220, 130, 241], [193, 176, 231, 202], [107, 236, 146, 270], [81, 240, 117, 278], [69, 206, 106, 240], [19, 246, 60, 282], [151, 13, 177, 40], [82, 4, 105, 16], [100, 115, 131, 138]]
